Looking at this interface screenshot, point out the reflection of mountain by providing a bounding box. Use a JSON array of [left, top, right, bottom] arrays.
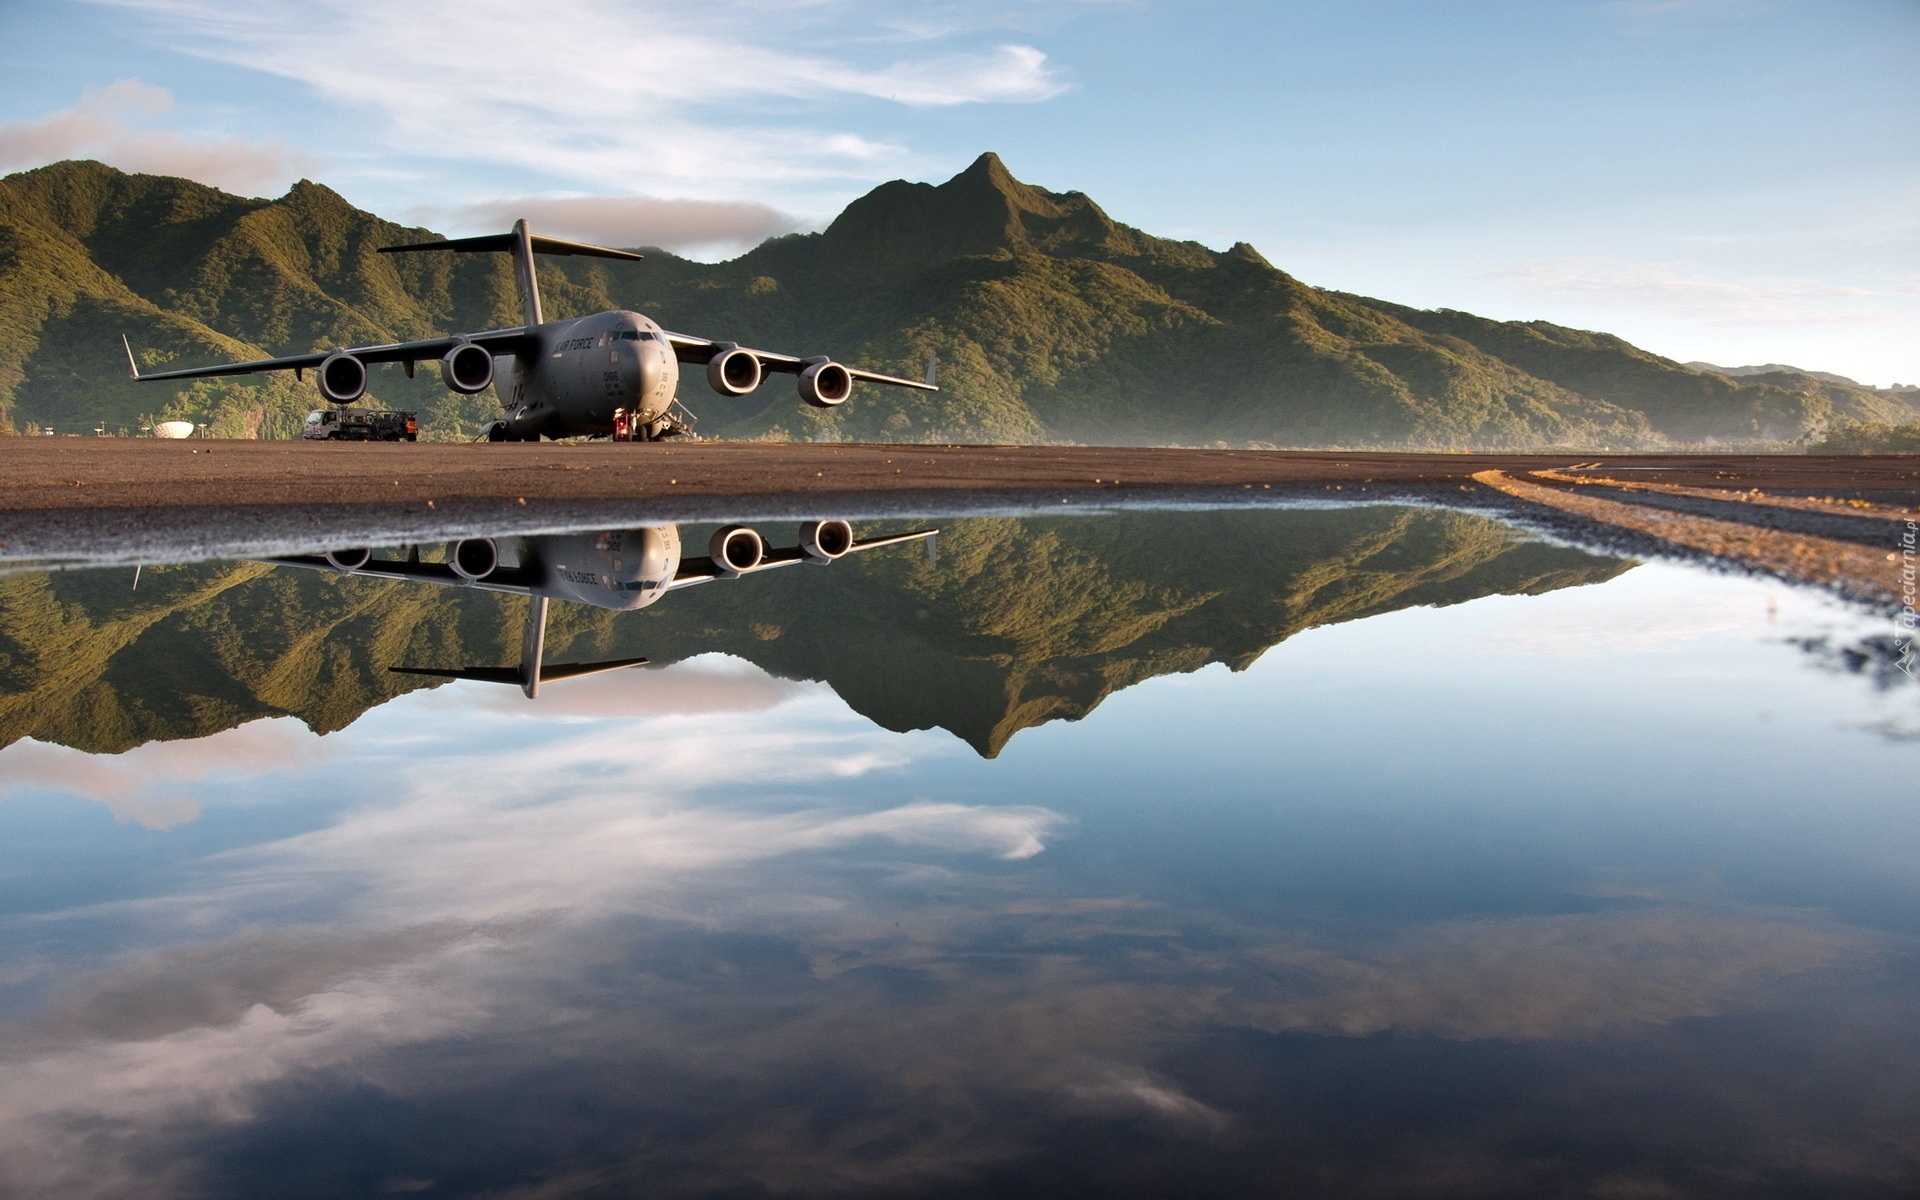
[[0, 508, 1629, 757]]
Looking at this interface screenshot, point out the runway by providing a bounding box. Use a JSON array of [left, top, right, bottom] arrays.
[[1, 441, 1914, 604]]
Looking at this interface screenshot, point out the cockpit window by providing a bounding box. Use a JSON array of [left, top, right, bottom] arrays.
[[618, 330, 649, 341]]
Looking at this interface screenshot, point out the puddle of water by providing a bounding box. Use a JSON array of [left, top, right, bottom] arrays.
[[0, 506, 1914, 1198]]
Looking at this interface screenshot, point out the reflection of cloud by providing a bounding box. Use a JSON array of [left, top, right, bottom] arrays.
[[89, 0, 1064, 197], [1469, 602, 1754, 657], [40, 923, 480, 1042], [454, 657, 806, 719], [0, 844, 1882, 1195], [1067, 1071, 1230, 1131], [0, 944, 489, 1200], [0, 688, 1886, 1195], [1236, 911, 1871, 1040], [0, 79, 310, 194], [0, 703, 1066, 1195], [0, 719, 322, 828]]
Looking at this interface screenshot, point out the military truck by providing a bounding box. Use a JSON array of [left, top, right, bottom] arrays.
[[301, 409, 418, 441]]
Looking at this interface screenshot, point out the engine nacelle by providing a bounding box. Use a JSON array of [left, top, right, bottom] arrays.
[[449, 537, 499, 581], [324, 547, 372, 572], [316, 352, 368, 404], [800, 519, 854, 562], [706, 347, 762, 396], [441, 343, 494, 395], [799, 360, 853, 408], [709, 525, 765, 576]]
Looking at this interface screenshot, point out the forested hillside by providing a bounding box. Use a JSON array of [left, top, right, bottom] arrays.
[[2, 155, 1909, 446]]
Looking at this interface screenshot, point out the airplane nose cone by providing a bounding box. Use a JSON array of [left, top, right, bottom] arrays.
[[633, 342, 675, 421]]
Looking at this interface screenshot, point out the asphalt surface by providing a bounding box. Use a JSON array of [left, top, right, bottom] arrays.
[[1, 441, 1915, 593], [4, 440, 1918, 512]]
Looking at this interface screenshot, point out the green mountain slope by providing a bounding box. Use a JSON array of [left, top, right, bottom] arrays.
[[0, 509, 1628, 758], [3, 155, 1905, 446]]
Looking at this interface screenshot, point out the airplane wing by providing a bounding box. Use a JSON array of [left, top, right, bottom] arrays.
[[660, 332, 938, 392], [125, 328, 537, 384], [257, 553, 541, 596], [666, 527, 938, 590]]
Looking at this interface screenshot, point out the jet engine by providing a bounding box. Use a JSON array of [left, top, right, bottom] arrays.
[[709, 525, 766, 575], [449, 537, 499, 581], [706, 347, 762, 396], [317, 352, 368, 403], [799, 360, 853, 408], [800, 519, 854, 562], [324, 547, 372, 572], [440, 343, 494, 395]]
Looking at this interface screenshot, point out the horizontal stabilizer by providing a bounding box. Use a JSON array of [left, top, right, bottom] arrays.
[[538, 657, 652, 682], [390, 665, 525, 685], [389, 657, 649, 687], [378, 233, 644, 262]]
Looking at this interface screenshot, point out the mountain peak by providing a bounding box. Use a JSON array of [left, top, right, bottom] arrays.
[[957, 151, 1013, 184], [815, 152, 1148, 276]]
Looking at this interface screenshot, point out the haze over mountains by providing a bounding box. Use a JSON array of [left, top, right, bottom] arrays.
[[1, 154, 1912, 447]]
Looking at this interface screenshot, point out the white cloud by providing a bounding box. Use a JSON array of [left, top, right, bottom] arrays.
[[1480, 256, 1913, 328], [0, 79, 310, 194], [85, 0, 1067, 198], [425, 194, 804, 257]]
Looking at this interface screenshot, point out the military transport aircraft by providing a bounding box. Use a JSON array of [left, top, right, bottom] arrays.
[[261, 519, 936, 697], [123, 220, 937, 442]]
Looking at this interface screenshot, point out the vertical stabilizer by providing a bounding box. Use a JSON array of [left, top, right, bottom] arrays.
[[520, 594, 549, 698], [387, 591, 646, 694], [511, 219, 543, 330], [377, 223, 638, 331]]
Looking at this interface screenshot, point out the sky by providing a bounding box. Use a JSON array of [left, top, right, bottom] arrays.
[[0, 0, 1914, 384]]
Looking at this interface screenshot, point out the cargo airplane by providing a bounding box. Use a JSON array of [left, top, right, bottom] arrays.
[[263, 520, 936, 697], [123, 221, 936, 441]]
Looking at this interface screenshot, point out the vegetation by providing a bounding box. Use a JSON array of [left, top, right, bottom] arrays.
[[3, 155, 1909, 447], [0, 509, 1629, 758], [1811, 420, 1920, 454]]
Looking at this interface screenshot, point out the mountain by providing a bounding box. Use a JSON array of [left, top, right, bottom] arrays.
[[1688, 361, 1920, 396], [2, 155, 1911, 446], [1687, 362, 1860, 385], [0, 509, 1629, 759]]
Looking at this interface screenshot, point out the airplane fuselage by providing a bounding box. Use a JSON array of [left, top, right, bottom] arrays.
[[535, 527, 684, 609], [496, 311, 681, 441]]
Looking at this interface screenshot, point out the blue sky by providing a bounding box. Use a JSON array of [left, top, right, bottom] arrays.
[[1, 0, 1914, 383]]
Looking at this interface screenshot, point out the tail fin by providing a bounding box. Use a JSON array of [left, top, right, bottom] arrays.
[[389, 595, 647, 698], [378, 220, 644, 330]]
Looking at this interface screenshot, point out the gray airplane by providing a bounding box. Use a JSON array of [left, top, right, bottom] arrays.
[[123, 220, 937, 442], [262, 519, 936, 697]]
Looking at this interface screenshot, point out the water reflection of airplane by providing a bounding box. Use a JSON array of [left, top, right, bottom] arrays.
[[261, 521, 935, 698]]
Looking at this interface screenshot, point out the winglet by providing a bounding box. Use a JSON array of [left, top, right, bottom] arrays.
[[121, 335, 140, 380], [924, 350, 937, 388]]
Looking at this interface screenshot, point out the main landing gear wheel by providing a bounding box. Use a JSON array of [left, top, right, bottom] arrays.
[[486, 422, 509, 443]]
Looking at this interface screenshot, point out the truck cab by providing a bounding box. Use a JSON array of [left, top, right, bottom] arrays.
[[301, 408, 418, 441]]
